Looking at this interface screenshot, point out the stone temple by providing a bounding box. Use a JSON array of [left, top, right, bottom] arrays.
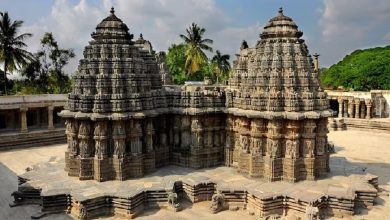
[[60, 7, 332, 183], [10, 8, 379, 220], [225, 8, 330, 182]]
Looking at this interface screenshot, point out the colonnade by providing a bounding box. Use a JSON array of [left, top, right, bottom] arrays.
[[336, 98, 372, 119], [19, 105, 56, 133]]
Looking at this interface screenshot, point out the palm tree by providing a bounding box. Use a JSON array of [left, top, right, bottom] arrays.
[[180, 23, 213, 76], [0, 12, 34, 95], [211, 50, 230, 84]]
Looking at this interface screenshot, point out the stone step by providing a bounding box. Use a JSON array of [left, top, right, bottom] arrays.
[[0, 131, 66, 150]]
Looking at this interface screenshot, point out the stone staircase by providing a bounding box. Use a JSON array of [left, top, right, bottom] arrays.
[[343, 118, 390, 132], [0, 129, 66, 150]]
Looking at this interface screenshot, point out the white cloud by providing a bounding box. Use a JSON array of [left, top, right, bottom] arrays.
[[210, 23, 261, 58], [22, 0, 263, 74], [318, 0, 390, 66], [22, 0, 108, 74], [384, 32, 390, 41]]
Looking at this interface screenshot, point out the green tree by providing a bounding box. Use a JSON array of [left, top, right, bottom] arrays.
[[16, 32, 75, 94], [180, 23, 213, 76], [320, 46, 390, 91], [211, 50, 230, 84], [0, 11, 34, 95], [166, 44, 187, 85]]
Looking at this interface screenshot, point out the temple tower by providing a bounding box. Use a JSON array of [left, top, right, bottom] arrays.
[[60, 8, 169, 181], [226, 8, 333, 182]]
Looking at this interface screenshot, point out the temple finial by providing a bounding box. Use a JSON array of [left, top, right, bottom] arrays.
[[110, 7, 115, 15], [278, 7, 283, 15]]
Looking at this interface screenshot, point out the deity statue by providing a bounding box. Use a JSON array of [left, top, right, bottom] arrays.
[[241, 136, 250, 153], [251, 138, 262, 155], [113, 139, 126, 158], [304, 139, 315, 158]]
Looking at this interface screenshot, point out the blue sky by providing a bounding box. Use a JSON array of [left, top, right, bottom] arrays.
[[1, 0, 389, 73]]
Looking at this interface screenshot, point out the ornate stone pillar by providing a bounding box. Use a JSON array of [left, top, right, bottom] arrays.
[[94, 121, 108, 159], [47, 105, 54, 130], [343, 100, 348, 117], [191, 117, 203, 149], [285, 121, 300, 159], [78, 121, 92, 158], [159, 118, 168, 147], [365, 99, 372, 119], [112, 121, 126, 158], [347, 98, 354, 118], [302, 120, 317, 181], [337, 98, 343, 118], [354, 99, 360, 118], [264, 120, 283, 181], [20, 107, 28, 133], [224, 116, 234, 167], [360, 101, 366, 119], [173, 116, 181, 148], [66, 119, 79, 156], [130, 120, 143, 155], [181, 116, 191, 149], [145, 120, 155, 152]]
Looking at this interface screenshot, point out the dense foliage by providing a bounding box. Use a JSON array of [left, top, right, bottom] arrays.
[[180, 23, 213, 76], [167, 43, 218, 84], [211, 50, 230, 84], [0, 11, 34, 95], [320, 46, 390, 91], [12, 32, 75, 94], [167, 23, 231, 85], [166, 44, 187, 85]]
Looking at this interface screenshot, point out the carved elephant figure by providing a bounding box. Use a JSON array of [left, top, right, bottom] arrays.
[[11, 191, 24, 203], [210, 193, 225, 213], [167, 192, 180, 208], [79, 203, 87, 220]]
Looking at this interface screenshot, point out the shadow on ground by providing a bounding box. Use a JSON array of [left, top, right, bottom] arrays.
[[0, 162, 72, 220]]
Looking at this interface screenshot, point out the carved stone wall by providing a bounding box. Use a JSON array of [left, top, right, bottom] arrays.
[[223, 116, 329, 182], [224, 8, 333, 182], [60, 8, 332, 183]]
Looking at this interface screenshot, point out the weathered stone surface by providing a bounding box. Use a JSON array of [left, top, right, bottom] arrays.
[[58, 7, 334, 183], [16, 159, 378, 220]]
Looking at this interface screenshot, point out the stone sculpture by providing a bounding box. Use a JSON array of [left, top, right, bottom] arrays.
[[209, 193, 226, 213], [167, 192, 180, 212], [10, 191, 24, 204]]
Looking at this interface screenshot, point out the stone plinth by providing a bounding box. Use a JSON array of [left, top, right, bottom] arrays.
[[14, 158, 378, 220]]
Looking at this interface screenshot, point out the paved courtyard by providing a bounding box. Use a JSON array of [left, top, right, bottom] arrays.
[[1, 129, 390, 220]]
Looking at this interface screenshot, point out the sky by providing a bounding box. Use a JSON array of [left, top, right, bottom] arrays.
[[1, 0, 389, 74]]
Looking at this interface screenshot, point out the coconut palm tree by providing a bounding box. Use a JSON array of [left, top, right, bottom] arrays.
[[0, 11, 34, 95], [180, 23, 213, 76], [211, 50, 230, 84]]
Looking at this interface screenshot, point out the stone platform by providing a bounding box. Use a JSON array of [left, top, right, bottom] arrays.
[[13, 156, 378, 220]]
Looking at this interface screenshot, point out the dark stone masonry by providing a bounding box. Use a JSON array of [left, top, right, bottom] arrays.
[[60, 7, 333, 183]]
